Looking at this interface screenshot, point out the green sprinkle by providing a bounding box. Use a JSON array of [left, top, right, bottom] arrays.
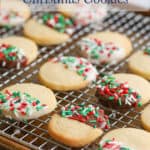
[[79, 103, 85, 107], [42, 13, 49, 22], [61, 111, 67, 117], [1, 98, 7, 103], [0, 109, 3, 115], [98, 146, 102, 150], [66, 19, 73, 25], [144, 48, 150, 55], [26, 107, 30, 115], [36, 105, 43, 111], [58, 28, 65, 33], [23, 119, 28, 124], [138, 101, 142, 107], [107, 120, 110, 126], [4, 25, 12, 29], [13, 91, 20, 97], [77, 70, 84, 75], [89, 120, 96, 123], [118, 98, 122, 106], [108, 96, 114, 100], [94, 111, 99, 118], [61, 110, 72, 117], [136, 95, 141, 99], [128, 88, 132, 94], [36, 100, 40, 105], [110, 50, 114, 54], [120, 148, 130, 150], [0, 93, 5, 98]]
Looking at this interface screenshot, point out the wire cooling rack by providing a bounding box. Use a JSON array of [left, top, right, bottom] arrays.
[[0, 10, 150, 150]]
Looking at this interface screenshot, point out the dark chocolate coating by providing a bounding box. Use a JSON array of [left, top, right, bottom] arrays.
[[0, 56, 27, 69], [95, 89, 136, 110]]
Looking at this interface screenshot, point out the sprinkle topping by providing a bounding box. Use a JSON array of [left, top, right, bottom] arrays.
[[0, 90, 48, 119], [61, 103, 110, 129], [39, 13, 75, 35], [0, 9, 24, 26], [99, 139, 133, 150], [144, 48, 150, 55], [79, 38, 125, 64], [50, 56, 98, 82], [0, 43, 27, 68], [96, 76, 142, 107], [73, 4, 107, 25]]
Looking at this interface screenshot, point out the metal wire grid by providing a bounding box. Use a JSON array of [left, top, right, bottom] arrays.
[[0, 10, 150, 150]]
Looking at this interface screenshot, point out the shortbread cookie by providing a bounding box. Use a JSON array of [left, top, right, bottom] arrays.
[[141, 104, 150, 131], [24, 13, 76, 45], [128, 48, 150, 80], [0, 83, 57, 121], [99, 138, 134, 150], [101, 128, 150, 150], [58, 3, 107, 25], [96, 75, 142, 109], [113, 73, 150, 105], [0, 36, 38, 69], [48, 104, 110, 147], [79, 32, 132, 65], [39, 56, 98, 91], [0, 0, 30, 26]]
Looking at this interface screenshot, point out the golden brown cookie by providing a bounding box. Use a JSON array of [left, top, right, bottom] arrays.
[[0, 83, 57, 121], [48, 104, 109, 147], [23, 11, 76, 45], [141, 104, 150, 131], [0, 36, 38, 68], [128, 48, 150, 80], [39, 56, 98, 91]]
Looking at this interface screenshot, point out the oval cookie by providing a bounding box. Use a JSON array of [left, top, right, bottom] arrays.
[[0, 36, 38, 68], [0, 83, 57, 121], [39, 56, 98, 91], [23, 12, 76, 45], [79, 31, 132, 65], [0, 0, 30, 26], [48, 104, 109, 147], [141, 104, 150, 131], [114, 73, 150, 105], [128, 48, 150, 80]]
